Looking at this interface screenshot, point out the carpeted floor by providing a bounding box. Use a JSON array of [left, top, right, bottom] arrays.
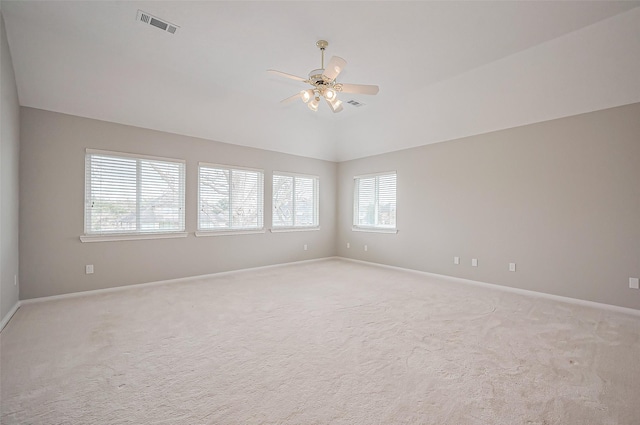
[[1, 258, 639, 424]]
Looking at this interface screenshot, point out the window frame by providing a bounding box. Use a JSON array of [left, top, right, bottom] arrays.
[[271, 171, 320, 232], [196, 162, 265, 236], [352, 171, 398, 233], [81, 149, 187, 242]]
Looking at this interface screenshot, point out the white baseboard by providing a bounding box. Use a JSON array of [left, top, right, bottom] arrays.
[[0, 301, 21, 332], [20, 257, 338, 305], [338, 257, 640, 317], [17, 255, 638, 318]]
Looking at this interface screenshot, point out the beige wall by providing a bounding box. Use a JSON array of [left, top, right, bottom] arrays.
[[19, 108, 337, 299], [1, 13, 20, 320], [17, 102, 640, 310], [337, 103, 640, 310]]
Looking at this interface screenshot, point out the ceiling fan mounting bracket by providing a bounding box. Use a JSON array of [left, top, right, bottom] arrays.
[[316, 40, 328, 50]]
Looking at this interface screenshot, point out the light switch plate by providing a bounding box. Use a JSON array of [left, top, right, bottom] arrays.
[[471, 258, 478, 267], [454, 256, 460, 265], [86, 265, 94, 274], [630, 277, 639, 289], [509, 263, 516, 272]]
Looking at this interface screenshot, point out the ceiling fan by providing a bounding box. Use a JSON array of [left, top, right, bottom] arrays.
[[268, 40, 379, 113]]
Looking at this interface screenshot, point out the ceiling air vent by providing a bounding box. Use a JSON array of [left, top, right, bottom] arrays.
[[346, 100, 365, 107], [136, 10, 179, 35]]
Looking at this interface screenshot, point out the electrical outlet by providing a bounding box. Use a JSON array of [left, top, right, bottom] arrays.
[[509, 263, 516, 272], [303, 244, 308, 251], [86, 265, 94, 275], [346, 242, 350, 249], [453, 256, 460, 265], [471, 258, 478, 267], [364, 244, 368, 252], [630, 278, 640, 290]]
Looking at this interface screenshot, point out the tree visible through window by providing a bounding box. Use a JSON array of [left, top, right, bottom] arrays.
[[198, 164, 264, 231], [84, 151, 185, 235], [273, 173, 319, 228], [353, 172, 396, 230]]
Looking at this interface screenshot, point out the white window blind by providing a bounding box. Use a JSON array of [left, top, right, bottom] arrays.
[[84, 150, 185, 236], [273, 173, 319, 229], [198, 164, 264, 231], [353, 172, 396, 230]]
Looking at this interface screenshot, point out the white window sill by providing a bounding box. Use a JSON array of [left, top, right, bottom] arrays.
[[80, 232, 188, 243], [270, 227, 320, 233], [351, 227, 398, 234], [195, 229, 266, 237]]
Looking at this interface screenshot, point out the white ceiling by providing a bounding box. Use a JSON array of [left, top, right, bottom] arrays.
[[2, 1, 639, 161]]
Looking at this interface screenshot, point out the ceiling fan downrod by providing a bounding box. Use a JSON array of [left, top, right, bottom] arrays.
[[316, 39, 328, 69]]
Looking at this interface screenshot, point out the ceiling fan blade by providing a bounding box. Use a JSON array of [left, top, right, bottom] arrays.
[[322, 56, 347, 81], [338, 83, 379, 95], [280, 93, 302, 104], [267, 69, 307, 82], [324, 97, 343, 113]]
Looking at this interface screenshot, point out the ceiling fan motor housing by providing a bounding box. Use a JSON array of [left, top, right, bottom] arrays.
[[308, 69, 331, 85]]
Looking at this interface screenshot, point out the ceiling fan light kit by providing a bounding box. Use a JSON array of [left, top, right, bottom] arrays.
[[268, 40, 379, 113]]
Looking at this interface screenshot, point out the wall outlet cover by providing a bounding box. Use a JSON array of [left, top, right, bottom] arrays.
[[471, 258, 478, 267], [630, 277, 640, 289]]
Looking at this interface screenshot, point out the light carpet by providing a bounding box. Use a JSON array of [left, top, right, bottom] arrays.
[[1, 259, 639, 424]]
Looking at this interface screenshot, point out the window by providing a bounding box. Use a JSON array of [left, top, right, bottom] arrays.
[[272, 173, 319, 229], [353, 172, 397, 232], [198, 163, 264, 233], [83, 150, 186, 239]]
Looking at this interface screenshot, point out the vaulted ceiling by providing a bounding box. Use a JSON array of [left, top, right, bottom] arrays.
[[2, 1, 639, 161]]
